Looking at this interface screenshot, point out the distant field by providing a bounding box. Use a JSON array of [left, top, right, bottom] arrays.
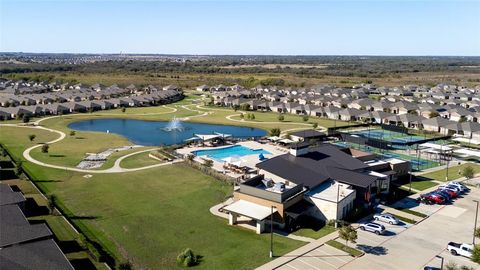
[[4, 70, 480, 88]]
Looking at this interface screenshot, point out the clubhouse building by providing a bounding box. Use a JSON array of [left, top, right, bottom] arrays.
[[223, 143, 410, 233]]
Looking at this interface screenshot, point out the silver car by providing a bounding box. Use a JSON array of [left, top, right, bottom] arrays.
[[373, 213, 400, 225], [359, 222, 385, 235]]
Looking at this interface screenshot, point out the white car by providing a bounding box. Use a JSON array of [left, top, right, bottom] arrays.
[[359, 222, 385, 235], [447, 181, 468, 192], [439, 184, 462, 193], [373, 213, 400, 225], [447, 242, 473, 258]]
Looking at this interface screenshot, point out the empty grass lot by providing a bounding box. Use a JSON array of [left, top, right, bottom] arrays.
[[419, 163, 480, 182], [292, 225, 336, 239]]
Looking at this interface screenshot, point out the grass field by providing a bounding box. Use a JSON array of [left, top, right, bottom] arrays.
[[119, 151, 161, 168], [292, 225, 336, 239], [400, 177, 438, 191], [18, 162, 303, 269], [419, 163, 480, 182]]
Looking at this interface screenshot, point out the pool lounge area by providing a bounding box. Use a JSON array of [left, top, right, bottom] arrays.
[[176, 141, 287, 179]]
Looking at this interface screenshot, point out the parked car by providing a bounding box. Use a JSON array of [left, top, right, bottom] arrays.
[[440, 182, 466, 193], [420, 192, 446, 204], [433, 190, 451, 201], [447, 242, 473, 258], [448, 181, 468, 191], [438, 187, 458, 198], [359, 222, 385, 235], [373, 213, 400, 225]]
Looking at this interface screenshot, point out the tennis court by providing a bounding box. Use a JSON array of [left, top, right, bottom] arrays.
[[334, 141, 440, 171], [350, 128, 426, 145]]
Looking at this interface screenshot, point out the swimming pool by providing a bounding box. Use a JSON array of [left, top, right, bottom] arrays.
[[193, 145, 271, 161]]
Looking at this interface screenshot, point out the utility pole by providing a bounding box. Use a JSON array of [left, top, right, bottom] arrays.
[[336, 183, 340, 228], [474, 200, 479, 245], [270, 206, 274, 258]]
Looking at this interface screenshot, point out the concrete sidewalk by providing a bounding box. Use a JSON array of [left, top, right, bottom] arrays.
[[255, 231, 340, 270]]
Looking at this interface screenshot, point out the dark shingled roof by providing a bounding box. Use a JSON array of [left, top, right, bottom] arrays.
[[0, 239, 74, 270], [0, 184, 26, 206], [257, 144, 376, 189], [0, 204, 52, 247]]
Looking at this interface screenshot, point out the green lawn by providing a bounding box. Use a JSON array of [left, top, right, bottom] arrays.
[[292, 225, 336, 239], [400, 178, 438, 191], [419, 163, 480, 182], [326, 240, 364, 257], [20, 162, 303, 269], [119, 151, 162, 169]]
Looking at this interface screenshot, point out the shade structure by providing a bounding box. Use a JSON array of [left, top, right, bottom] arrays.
[[223, 200, 276, 221]]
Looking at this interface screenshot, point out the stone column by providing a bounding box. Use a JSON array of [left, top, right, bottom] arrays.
[[228, 213, 237, 225]]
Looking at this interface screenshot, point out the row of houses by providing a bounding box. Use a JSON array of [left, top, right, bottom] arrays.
[[0, 90, 182, 120], [0, 183, 74, 269]]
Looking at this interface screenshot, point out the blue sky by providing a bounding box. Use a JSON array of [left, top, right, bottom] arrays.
[[1, 0, 479, 55]]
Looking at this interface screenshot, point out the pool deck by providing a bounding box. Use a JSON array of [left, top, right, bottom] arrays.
[[176, 141, 288, 178]]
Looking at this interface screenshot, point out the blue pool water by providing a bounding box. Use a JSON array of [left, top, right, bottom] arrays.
[[193, 145, 271, 161], [69, 119, 267, 146]]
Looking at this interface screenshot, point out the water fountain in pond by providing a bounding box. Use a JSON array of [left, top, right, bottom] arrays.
[[163, 116, 184, 132]]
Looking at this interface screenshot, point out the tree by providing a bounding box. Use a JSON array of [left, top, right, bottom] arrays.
[[278, 114, 284, 121], [475, 227, 480, 239], [239, 103, 250, 111], [22, 114, 30, 123], [250, 114, 255, 120], [239, 113, 244, 119], [28, 134, 36, 141], [70, 130, 76, 136], [302, 115, 309, 122], [121, 107, 126, 113], [47, 194, 57, 215], [41, 144, 49, 153], [462, 166, 475, 179], [338, 224, 357, 247], [269, 128, 281, 137], [471, 244, 480, 264], [312, 123, 318, 129]]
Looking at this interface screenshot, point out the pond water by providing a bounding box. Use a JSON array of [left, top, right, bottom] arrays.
[[68, 118, 267, 146]]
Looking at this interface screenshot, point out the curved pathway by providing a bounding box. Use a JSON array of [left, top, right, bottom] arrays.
[[1, 123, 181, 174]]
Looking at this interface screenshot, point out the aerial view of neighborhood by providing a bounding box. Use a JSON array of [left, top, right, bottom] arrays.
[[1, 1, 479, 270]]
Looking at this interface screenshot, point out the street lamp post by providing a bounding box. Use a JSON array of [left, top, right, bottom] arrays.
[[270, 206, 274, 258], [409, 171, 412, 193], [474, 200, 479, 245], [435, 255, 444, 270]]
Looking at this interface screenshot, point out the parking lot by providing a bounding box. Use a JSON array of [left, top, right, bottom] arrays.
[[276, 244, 354, 270], [269, 183, 480, 270], [343, 186, 480, 270]]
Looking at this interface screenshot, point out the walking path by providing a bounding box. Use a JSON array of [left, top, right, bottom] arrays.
[[1, 123, 182, 173]]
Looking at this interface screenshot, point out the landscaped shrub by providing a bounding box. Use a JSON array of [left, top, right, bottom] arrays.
[[176, 248, 199, 267]]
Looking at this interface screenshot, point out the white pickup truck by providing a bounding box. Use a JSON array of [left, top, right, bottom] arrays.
[[447, 242, 473, 258]]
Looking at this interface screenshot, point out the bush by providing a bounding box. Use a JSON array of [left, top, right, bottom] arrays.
[[41, 144, 49, 153], [70, 130, 76, 136], [269, 128, 281, 137], [462, 166, 475, 179], [278, 114, 284, 121], [312, 123, 318, 129], [302, 115, 309, 122], [118, 261, 132, 270], [22, 115, 30, 123], [121, 107, 126, 113], [176, 248, 199, 267], [28, 134, 36, 141]]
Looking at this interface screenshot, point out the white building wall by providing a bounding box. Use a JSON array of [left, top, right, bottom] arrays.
[[307, 191, 356, 222]]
